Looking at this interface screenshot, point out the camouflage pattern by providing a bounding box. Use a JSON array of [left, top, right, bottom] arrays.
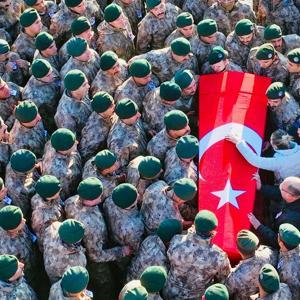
[[277, 246, 300, 300], [0, 142, 10, 177], [164, 25, 198, 47], [289, 72, 300, 102], [90, 58, 129, 96], [225, 25, 265, 71], [43, 221, 87, 283], [175, 94, 195, 113], [42, 141, 82, 200], [54, 91, 92, 137], [163, 232, 231, 300], [136, 3, 180, 53], [36, 1, 58, 29], [182, 0, 216, 24], [103, 195, 144, 252], [141, 180, 183, 234], [34, 50, 62, 72], [107, 119, 147, 168], [225, 245, 278, 300], [277, 34, 300, 55], [250, 283, 292, 299], [0, 28, 11, 44], [203, 1, 256, 36], [200, 60, 243, 74], [164, 147, 197, 185]]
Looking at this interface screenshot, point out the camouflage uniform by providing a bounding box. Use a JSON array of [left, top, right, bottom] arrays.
[[164, 25, 198, 47], [276, 34, 300, 56], [0, 141, 10, 177], [201, 60, 243, 74], [250, 283, 292, 299], [136, 3, 180, 53], [225, 245, 278, 300], [54, 91, 92, 137], [34, 50, 62, 72], [43, 221, 87, 283], [277, 245, 300, 300], [289, 72, 300, 102], [182, 0, 215, 24], [36, 1, 58, 29], [141, 180, 183, 234], [225, 25, 265, 71], [203, 1, 256, 36], [163, 232, 231, 300], [107, 119, 147, 168]]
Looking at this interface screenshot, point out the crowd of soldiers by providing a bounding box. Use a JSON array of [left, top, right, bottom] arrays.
[[0, 0, 300, 299]]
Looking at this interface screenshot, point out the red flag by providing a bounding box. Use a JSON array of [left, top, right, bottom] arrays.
[[198, 71, 271, 261]]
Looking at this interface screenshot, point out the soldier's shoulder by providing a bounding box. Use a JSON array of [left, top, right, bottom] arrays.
[[226, 31, 237, 44]]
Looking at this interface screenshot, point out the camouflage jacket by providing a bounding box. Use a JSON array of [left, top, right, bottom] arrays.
[[0, 142, 10, 176], [277, 34, 300, 56], [289, 71, 300, 102], [250, 283, 292, 300], [164, 25, 198, 47], [182, 0, 216, 24], [201, 60, 243, 74]]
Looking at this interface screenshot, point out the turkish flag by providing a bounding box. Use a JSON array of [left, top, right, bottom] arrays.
[[198, 71, 271, 261]]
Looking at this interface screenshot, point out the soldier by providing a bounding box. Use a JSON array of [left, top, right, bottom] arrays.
[[182, 0, 215, 24], [203, 0, 256, 36], [287, 48, 300, 102], [147, 110, 191, 162], [91, 51, 129, 97], [247, 43, 289, 84], [264, 24, 300, 56], [107, 98, 147, 168], [203, 284, 229, 300], [0, 177, 10, 209], [163, 210, 231, 299], [97, 4, 135, 61], [11, 8, 44, 62], [165, 12, 197, 47], [0, 119, 10, 177], [115, 59, 158, 111], [226, 19, 264, 71], [31, 175, 64, 251], [43, 219, 87, 283], [250, 264, 292, 299], [119, 282, 148, 300], [225, 230, 278, 300], [0, 254, 37, 299], [42, 128, 82, 200], [49, 266, 92, 300], [55, 70, 92, 136]]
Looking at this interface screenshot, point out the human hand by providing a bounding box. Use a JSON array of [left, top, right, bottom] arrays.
[[122, 245, 133, 256], [252, 172, 262, 191], [247, 212, 261, 229], [225, 132, 242, 144]]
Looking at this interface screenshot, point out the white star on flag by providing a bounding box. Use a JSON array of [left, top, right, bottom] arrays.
[[211, 179, 246, 209]]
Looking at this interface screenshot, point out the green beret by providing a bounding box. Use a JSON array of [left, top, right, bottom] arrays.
[[35, 32, 54, 51], [0, 39, 10, 55], [287, 48, 300, 64], [174, 70, 194, 89], [0, 255, 18, 282], [77, 177, 103, 200], [104, 3, 122, 23], [58, 219, 85, 244], [140, 266, 167, 293], [171, 38, 191, 56], [259, 264, 280, 294], [195, 210, 218, 234], [208, 46, 228, 65], [15, 100, 38, 123], [115, 98, 138, 119], [266, 82, 286, 99], [24, 0, 38, 6], [173, 178, 197, 201], [67, 37, 88, 57], [279, 223, 300, 247], [237, 230, 259, 253], [264, 24, 282, 41], [176, 135, 198, 159], [65, 0, 83, 8], [100, 51, 118, 71], [138, 156, 162, 179], [112, 183, 138, 209], [35, 175, 61, 198], [10, 149, 36, 173], [156, 219, 183, 242], [235, 19, 254, 36], [61, 266, 89, 294], [164, 110, 188, 131], [0, 206, 23, 231], [129, 59, 151, 78], [31, 58, 52, 79], [176, 12, 194, 28], [71, 17, 91, 36], [146, 0, 161, 10], [160, 81, 181, 101], [20, 8, 39, 27], [124, 286, 148, 300], [255, 43, 275, 60], [197, 19, 217, 37], [94, 150, 117, 171], [0, 177, 3, 191], [204, 284, 229, 300], [64, 69, 86, 91], [51, 128, 76, 151], [91, 92, 114, 113]]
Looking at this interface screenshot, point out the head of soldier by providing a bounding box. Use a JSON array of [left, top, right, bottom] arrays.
[[35, 32, 57, 57], [65, 0, 86, 14], [171, 178, 197, 205], [156, 219, 183, 246], [170, 38, 192, 63], [287, 48, 300, 73], [100, 51, 121, 76], [159, 81, 181, 106], [58, 219, 85, 246], [121, 282, 148, 300], [277, 223, 300, 252], [235, 19, 254, 45], [67, 37, 93, 63], [164, 110, 190, 138], [255, 43, 276, 69], [94, 150, 120, 176], [24, 0, 46, 13], [91, 91, 115, 119], [264, 24, 283, 52], [258, 264, 280, 296], [51, 128, 77, 155], [35, 175, 61, 201], [31, 58, 55, 83], [176, 12, 194, 38], [20, 8, 43, 37], [0, 177, 7, 201], [140, 266, 168, 295], [138, 156, 163, 181], [236, 229, 259, 259], [0, 255, 25, 283], [71, 16, 94, 42], [104, 4, 127, 29], [202, 284, 229, 300], [208, 46, 229, 73], [197, 19, 218, 44], [112, 183, 139, 211], [265, 82, 286, 111], [220, 0, 236, 11], [175, 135, 199, 163], [147, 0, 166, 19], [78, 177, 103, 207], [174, 70, 197, 97], [279, 176, 300, 204], [194, 209, 218, 239], [10, 149, 37, 176], [129, 59, 152, 85], [64, 69, 90, 100], [15, 100, 41, 128], [0, 39, 10, 63], [115, 98, 141, 125], [0, 77, 10, 99]]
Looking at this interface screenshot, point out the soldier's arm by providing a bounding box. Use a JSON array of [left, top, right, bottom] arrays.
[[136, 20, 153, 54], [215, 254, 231, 283]]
